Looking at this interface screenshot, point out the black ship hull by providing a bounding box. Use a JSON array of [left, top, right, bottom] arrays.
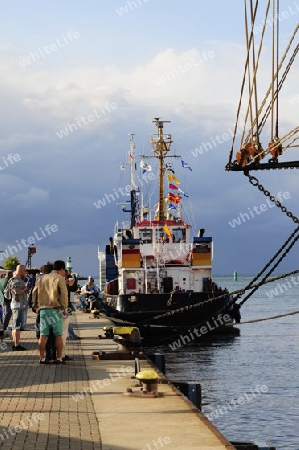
[[101, 291, 236, 342]]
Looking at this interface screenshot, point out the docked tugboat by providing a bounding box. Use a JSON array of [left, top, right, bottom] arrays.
[[99, 118, 239, 342]]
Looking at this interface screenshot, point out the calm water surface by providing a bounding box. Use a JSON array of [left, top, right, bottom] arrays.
[[151, 276, 299, 450]]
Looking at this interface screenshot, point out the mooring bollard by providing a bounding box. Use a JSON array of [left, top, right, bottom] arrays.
[[135, 370, 159, 395]]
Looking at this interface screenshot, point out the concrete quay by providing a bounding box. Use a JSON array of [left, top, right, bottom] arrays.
[[0, 308, 235, 450]]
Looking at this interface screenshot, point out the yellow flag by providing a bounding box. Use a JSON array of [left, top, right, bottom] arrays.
[[167, 173, 180, 184], [163, 224, 172, 238]]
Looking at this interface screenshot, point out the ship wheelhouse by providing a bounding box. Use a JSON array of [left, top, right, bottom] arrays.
[[111, 219, 214, 296]]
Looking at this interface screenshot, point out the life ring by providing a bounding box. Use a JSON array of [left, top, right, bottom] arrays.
[[186, 252, 192, 262]]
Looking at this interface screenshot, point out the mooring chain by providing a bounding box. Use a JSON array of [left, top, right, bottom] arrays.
[[134, 269, 299, 327], [244, 172, 299, 223], [228, 171, 299, 305], [237, 231, 299, 307], [232, 224, 299, 304], [137, 290, 231, 326]]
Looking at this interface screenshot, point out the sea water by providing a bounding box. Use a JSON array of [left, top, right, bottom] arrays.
[[154, 275, 299, 450]]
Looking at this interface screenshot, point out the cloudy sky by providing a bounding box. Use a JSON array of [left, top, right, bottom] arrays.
[[0, 0, 298, 277]]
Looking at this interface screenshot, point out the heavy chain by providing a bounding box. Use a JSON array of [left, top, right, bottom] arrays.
[[236, 229, 299, 306], [244, 172, 299, 223], [137, 290, 231, 326], [230, 171, 299, 306]]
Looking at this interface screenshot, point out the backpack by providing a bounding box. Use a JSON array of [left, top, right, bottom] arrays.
[[4, 280, 13, 300]]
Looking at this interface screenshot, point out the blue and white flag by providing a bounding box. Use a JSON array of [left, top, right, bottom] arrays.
[[167, 203, 177, 210], [178, 188, 189, 198], [181, 160, 192, 171], [140, 160, 152, 174], [166, 163, 175, 174]]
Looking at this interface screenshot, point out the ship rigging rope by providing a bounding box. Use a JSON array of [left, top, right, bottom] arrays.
[[241, 0, 267, 145], [251, 0, 261, 140], [227, 10, 299, 167], [244, 1, 253, 133], [275, 0, 280, 140], [249, 40, 299, 143], [247, 44, 299, 162], [249, 125, 299, 163], [282, 135, 299, 153], [228, 0, 271, 164], [270, 0, 281, 141]]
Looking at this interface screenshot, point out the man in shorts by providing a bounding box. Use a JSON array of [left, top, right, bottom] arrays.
[[32, 260, 68, 364], [10, 265, 28, 351]]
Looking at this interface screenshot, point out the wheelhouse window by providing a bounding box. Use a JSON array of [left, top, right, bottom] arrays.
[[140, 228, 152, 244], [172, 228, 186, 243], [155, 228, 164, 243]]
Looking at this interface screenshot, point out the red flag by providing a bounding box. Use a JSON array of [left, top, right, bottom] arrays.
[[168, 192, 181, 203], [169, 183, 178, 190]]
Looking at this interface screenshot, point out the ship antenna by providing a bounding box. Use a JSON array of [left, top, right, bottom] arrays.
[[151, 118, 171, 221], [129, 133, 136, 190]]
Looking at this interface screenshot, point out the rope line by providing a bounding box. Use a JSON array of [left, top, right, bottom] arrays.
[[239, 309, 299, 324]]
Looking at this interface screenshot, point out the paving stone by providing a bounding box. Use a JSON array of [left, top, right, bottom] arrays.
[[0, 311, 102, 450]]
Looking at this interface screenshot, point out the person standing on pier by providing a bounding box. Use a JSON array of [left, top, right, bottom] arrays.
[[0, 270, 13, 334], [9, 265, 28, 351], [61, 270, 81, 362], [33, 263, 57, 362], [32, 260, 68, 364]]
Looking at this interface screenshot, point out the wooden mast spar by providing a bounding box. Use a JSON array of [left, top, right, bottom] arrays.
[[151, 118, 172, 221]]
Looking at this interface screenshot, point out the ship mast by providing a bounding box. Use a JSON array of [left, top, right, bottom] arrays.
[[151, 118, 172, 220], [120, 133, 140, 228], [128, 133, 140, 228], [129, 133, 136, 190]]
